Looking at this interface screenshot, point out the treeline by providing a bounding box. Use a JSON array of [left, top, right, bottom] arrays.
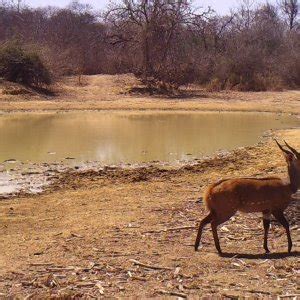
[[0, 0, 299, 91]]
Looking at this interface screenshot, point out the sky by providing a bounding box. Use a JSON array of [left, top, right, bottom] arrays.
[[24, 0, 278, 15]]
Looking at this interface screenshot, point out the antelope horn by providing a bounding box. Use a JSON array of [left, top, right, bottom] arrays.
[[274, 139, 292, 155], [284, 140, 300, 159]]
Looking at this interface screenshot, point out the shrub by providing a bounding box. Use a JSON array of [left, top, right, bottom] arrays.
[[0, 44, 51, 87]]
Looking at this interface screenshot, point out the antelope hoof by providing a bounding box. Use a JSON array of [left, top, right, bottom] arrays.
[[264, 248, 270, 254], [288, 246, 292, 253], [194, 243, 199, 251]]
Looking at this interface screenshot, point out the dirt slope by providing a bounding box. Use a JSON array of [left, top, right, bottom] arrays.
[[0, 74, 299, 114]]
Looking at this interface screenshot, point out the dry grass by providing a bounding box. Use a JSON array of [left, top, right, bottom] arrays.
[[0, 130, 299, 298], [0, 74, 299, 114], [0, 75, 299, 297]]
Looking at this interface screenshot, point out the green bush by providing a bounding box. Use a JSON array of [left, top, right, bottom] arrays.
[[0, 44, 51, 87]]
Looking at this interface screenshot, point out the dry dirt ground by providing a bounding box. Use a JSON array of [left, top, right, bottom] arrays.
[[0, 75, 299, 298], [0, 74, 299, 114], [0, 129, 299, 298]]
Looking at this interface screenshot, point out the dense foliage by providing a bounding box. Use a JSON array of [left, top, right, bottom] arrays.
[[0, 44, 51, 86], [0, 0, 299, 91]]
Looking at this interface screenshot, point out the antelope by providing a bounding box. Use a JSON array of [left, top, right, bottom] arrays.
[[194, 140, 300, 254]]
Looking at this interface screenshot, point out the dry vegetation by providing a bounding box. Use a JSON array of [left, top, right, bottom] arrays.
[[0, 0, 300, 91], [0, 74, 300, 114], [0, 1, 300, 298], [0, 129, 299, 298]]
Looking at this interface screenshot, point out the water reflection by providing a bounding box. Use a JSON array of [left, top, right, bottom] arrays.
[[0, 111, 299, 164]]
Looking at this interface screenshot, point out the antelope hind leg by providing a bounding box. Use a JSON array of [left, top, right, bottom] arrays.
[[195, 213, 213, 251], [211, 219, 222, 254], [272, 211, 292, 253]]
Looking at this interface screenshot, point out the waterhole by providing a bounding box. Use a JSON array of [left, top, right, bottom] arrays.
[[0, 111, 299, 165]]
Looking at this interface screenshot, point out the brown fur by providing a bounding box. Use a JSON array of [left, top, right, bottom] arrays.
[[195, 141, 300, 254], [204, 177, 291, 215]]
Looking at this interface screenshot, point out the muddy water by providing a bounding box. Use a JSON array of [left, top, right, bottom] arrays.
[[0, 111, 299, 165]]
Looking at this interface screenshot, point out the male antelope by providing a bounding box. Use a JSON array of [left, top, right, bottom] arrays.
[[194, 140, 300, 254]]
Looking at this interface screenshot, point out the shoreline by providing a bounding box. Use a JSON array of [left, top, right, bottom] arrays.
[[0, 119, 298, 199], [0, 74, 299, 114], [0, 75, 299, 297], [0, 110, 299, 200], [0, 127, 299, 297], [0, 108, 299, 114], [0, 101, 299, 115]]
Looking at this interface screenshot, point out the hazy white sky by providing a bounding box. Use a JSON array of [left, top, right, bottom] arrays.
[[24, 0, 277, 14]]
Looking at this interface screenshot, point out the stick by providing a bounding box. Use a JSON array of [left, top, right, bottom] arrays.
[[221, 293, 239, 299], [159, 289, 187, 298], [144, 225, 195, 233], [46, 267, 75, 272], [244, 289, 271, 295], [130, 259, 172, 270], [29, 262, 54, 267], [76, 282, 95, 288], [131, 275, 147, 281]]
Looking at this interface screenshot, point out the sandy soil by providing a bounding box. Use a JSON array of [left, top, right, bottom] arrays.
[[0, 74, 299, 114], [0, 129, 299, 298], [0, 75, 299, 298]]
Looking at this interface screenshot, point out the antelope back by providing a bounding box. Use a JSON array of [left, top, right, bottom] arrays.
[[205, 178, 291, 216]]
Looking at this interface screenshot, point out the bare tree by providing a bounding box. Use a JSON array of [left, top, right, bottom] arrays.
[[105, 0, 213, 89], [280, 0, 299, 30], [1, 0, 299, 91]]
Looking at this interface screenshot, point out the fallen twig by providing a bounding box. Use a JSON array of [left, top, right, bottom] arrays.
[[70, 233, 83, 238], [221, 293, 239, 299], [244, 289, 271, 295], [158, 289, 187, 298], [46, 266, 75, 272], [132, 275, 147, 281], [144, 225, 195, 233], [130, 259, 172, 270], [76, 282, 95, 288], [29, 262, 54, 267]]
